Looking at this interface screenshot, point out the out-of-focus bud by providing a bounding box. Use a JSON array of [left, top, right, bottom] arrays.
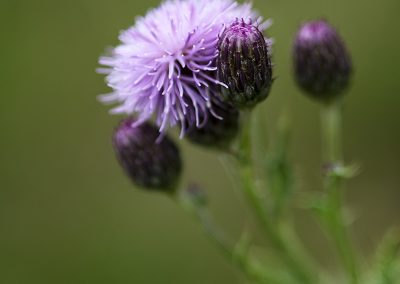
[[113, 118, 182, 192], [293, 19, 352, 102], [186, 96, 239, 149], [217, 19, 273, 108], [184, 183, 208, 207]]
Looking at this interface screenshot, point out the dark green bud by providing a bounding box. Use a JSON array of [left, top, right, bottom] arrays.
[[113, 118, 182, 192], [293, 20, 352, 102], [186, 96, 239, 149], [184, 183, 208, 208], [217, 19, 273, 108]]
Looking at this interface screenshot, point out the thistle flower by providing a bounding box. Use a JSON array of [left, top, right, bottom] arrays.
[[293, 20, 352, 102], [113, 118, 182, 191], [217, 19, 273, 108], [99, 0, 259, 135], [186, 96, 239, 149]]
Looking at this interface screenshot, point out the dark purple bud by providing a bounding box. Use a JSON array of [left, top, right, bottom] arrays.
[[293, 20, 352, 102], [113, 118, 182, 191], [185, 96, 239, 149], [217, 19, 273, 108]]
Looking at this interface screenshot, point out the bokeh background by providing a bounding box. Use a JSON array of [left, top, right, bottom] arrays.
[[1, 0, 399, 283]]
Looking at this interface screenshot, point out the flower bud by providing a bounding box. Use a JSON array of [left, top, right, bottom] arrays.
[[184, 183, 208, 208], [186, 96, 239, 149], [113, 119, 182, 191], [293, 20, 352, 102], [217, 19, 273, 108]]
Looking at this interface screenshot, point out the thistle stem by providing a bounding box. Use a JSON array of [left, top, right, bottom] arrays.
[[321, 101, 343, 163], [237, 111, 313, 284], [174, 192, 286, 284], [178, 194, 232, 257], [320, 101, 359, 284]]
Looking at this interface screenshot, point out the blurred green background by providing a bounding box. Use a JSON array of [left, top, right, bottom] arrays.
[[1, 0, 399, 283]]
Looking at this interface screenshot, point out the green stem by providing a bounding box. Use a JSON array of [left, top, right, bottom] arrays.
[[268, 114, 293, 221], [174, 192, 286, 284], [320, 101, 359, 284], [375, 231, 400, 284], [321, 101, 343, 163], [175, 193, 231, 255], [237, 111, 313, 284]]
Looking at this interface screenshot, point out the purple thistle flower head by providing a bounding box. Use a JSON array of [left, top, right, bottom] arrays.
[[99, 0, 263, 136]]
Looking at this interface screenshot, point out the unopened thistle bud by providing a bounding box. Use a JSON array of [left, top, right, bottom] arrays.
[[113, 119, 182, 191], [184, 183, 208, 207], [186, 97, 239, 149], [217, 19, 273, 108], [293, 20, 352, 102]]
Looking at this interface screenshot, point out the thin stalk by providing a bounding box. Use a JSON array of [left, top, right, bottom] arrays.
[[321, 101, 343, 163], [174, 193, 286, 284], [320, 101, 359, 284], [268, 114, 293, 220], [237, 111, 313, 284], [374, 231, 400, 284]]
